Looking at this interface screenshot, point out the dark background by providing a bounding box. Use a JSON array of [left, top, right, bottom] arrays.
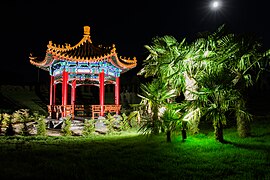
[[1, 0, 269, 84]]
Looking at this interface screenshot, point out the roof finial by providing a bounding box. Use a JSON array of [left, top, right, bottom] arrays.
[[84, 26, 90, 35]]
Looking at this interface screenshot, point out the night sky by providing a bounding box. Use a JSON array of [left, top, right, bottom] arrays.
[[1, 0, 270, 84]]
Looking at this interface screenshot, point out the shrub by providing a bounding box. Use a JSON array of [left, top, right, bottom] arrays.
[[0, 113, 3, 134], [34, 112, 47, 136], [105, 113, 117, 134], [62, 116, 72, 136], [82, 118, 95, 136], [3, 113, 15, 136], [119, 113, 131, 131], [13, 109, 32, 136]]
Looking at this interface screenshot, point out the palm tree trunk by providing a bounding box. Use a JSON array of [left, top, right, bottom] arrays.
[[237, 118, 251, 138], [166, 130, 171, 142], [152, 105, 159, 134], [182, 121, 187, 141], [182, 129, 187, 141], [215, 122, 224, 142]]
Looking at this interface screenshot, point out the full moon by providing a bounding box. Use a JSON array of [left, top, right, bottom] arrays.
[[211, 1, 221, 10]]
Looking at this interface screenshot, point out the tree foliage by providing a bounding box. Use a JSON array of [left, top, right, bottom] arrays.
[[138, 24, 270, 142]]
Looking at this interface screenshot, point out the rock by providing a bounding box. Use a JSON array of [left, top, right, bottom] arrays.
[[95, 117, 108, 134]]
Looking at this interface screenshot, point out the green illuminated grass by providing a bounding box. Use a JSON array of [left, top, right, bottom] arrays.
[[0, 119, 269, 179]]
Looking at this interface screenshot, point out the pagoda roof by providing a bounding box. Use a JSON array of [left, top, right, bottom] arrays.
[[30, 26, 137, 73]]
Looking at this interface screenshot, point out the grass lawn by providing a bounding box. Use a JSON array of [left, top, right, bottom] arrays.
[[0, 118, 269, 180]]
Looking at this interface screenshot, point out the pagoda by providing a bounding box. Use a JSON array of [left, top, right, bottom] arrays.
[[30, 26, 137, 119]]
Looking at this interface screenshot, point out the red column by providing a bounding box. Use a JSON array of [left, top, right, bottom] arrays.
[[115, 77, 120, 114], [62, 70, 67, 105], [71, 80, 76, 105], [61, 71, 64, 105], [62, 70, 68, 117], [99, 70, 105, 116], [70, 79, 76, 119], [65, 71, 69, 106], [53, 83, 56, 105], [49, 75, 54, 106]]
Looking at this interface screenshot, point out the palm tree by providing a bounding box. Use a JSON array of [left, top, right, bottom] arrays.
[[138, 79, 177, 135], [138, 24, 270, 142], [160, 103, 182, 142], [138, 36, 190, 99], [182, 25, 270, 141]]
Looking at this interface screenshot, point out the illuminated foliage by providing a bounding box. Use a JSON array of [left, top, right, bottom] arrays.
[[82, 118, 95, 136], [137, 79, 177, 135], [62, 116, 72, 136], [34, 113, 47, 136], [139, 25, 270, 142]]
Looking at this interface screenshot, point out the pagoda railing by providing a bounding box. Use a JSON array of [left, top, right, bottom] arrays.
[[91, 105, 121, 119], [47, 104, 121, 120], [47, 105, 75, 120]]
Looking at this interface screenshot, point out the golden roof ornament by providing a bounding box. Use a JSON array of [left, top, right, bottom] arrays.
[[84, 26, 90, 35]]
